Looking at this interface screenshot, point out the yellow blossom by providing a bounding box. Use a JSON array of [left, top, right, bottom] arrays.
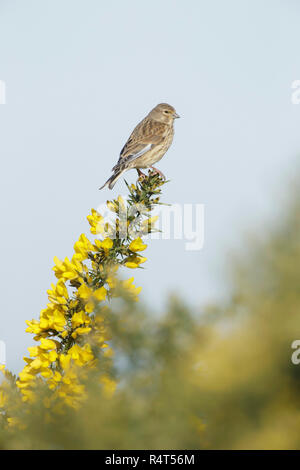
[[40, 369, 53, 379], [85, 302, 94, 313], [93, 286, 107, 302], [25, 319, 43, 335], [59, 353, 71, 371], [77, 283, 93, 300], [87, 208, 104, 235], [73, 233, 94, 261], [27, 346, 39, 357], [129, 237, 147, 252], [124, 255, 147, 269], [47, 279, 69, 308], [117, 195, 126, 212], [7, 417, 26, 429], [72, 327, 92, 338], [102, 344, 114, 358], [121, 277, 142, 301], [94, 237, 114, 254], [140, 215, 159, 235], [99, 375, 116, 398], [53, 256, 82, 282], [39, 305, 66, 332], [68, 344, 94, 366], [39, 338, 57, 350], [72, 311, 91, 328], [18, 369, 36, 383], [0, 390, 7, 408], [107, 275, 117, 288], [106, 200, 118, 212], [21, 389, 36, 403]]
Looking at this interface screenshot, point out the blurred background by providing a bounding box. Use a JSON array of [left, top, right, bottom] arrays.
[[0, 0, 300, 388], [2, 186, 300, 449]]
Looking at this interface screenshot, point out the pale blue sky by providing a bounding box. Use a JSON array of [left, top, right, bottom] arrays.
[[1, 0, 300, 372]]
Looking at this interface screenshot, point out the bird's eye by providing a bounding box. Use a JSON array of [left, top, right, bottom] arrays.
[[164, 110, 169, 114]]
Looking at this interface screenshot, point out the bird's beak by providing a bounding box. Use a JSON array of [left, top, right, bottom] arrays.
[[174, 113, 180, 119]]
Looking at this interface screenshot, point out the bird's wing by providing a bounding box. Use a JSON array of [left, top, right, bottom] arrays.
[[112, 119, 167, 170]]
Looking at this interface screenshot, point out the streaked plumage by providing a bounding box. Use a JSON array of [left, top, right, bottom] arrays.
[[100, 103, 179, 190]]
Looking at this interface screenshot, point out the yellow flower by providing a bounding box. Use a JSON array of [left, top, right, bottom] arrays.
[[59, 353, 71, 371], [99, 375, 116, 398], [0, 390, 7, 407], [7, 417, 26, 429], [102, 237, 113, 251], [94, 237, 114, 254], [72, 327, 91, 339], [106, 275, 117, 288], [17, 365, 37, 394], [117, 195, 126, 212], [73, 233, 94, 261], [102, 344, 114, 358], [124, 255, 147, 269], [77, 283, 106, 313], [38, 305, 66, 332], [77, 283, 93, 300], [48, 350, 58, 362], [18, 369, 36, 383], [129, 237, 147, 252], [25, 319, 43, 335], [50, 309, 66, 331], [21, 389, 36, 403], [47, 279, 69, 307], [23, 357, 33, 365], [53, 371, 62, 382], [106, 200, 118, 213], [27, 346, 39, 357], [87, 208, 104, 235], [53, 256, 82, 282], [72, 311, 91, 328], [140, 215, 159, 235], [68, 344, 94, 366], [93, 286, 107, 302], [39, 338, 57, 350], [85, 302, 94, 313], [40, 368, 53, 378], [121, 277, 142, 301]]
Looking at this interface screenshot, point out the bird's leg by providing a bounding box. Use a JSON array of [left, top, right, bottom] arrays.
[[150, 166, 166, 179], [136, 169, 146, 180]]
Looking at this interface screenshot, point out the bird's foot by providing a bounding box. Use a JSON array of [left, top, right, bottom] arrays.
[[137, 169, 146, 181], [150, 166, 166, 179]]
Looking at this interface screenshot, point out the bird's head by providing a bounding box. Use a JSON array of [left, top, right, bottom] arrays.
[[149, 103, 180, 124]]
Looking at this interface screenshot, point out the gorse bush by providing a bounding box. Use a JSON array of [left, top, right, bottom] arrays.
[[0, 172, 167, 438], [1, 173, 300, 449]]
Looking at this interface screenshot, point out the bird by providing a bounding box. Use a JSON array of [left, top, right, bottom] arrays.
[[99, 103, 180, 190]]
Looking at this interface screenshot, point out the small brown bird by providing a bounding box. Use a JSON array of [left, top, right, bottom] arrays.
[[99, 103, 180, 190]]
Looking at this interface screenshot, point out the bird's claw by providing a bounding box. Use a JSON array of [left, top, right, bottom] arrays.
[[137, 170, 146, 182], [150, 167, 166, 180]]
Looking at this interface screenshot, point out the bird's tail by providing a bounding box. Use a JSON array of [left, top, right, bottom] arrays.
[[99, 168, 127, 190]]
